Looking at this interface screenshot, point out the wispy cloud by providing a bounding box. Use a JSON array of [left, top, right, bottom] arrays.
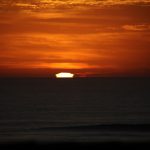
[[1, 0, 150, 11], [123, 24, 150, 31]]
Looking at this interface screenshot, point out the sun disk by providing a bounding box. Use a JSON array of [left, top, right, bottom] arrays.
[[56, 72, 74, 78]]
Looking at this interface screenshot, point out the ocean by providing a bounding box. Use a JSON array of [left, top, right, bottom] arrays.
[[0, 78, 150, 145]]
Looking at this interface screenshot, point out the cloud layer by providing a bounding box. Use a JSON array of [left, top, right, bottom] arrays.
[[0, 0, 150, 76]]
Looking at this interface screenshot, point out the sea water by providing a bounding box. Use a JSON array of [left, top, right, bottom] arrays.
[[0, 78, 150, 143]]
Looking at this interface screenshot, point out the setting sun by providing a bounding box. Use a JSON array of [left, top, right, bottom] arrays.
[[56, 72, 74, 78]]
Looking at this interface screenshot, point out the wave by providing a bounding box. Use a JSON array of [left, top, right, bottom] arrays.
[[2, 124, 150, 133], [34, 124, 150, 132], [1, 124, 150, 144]]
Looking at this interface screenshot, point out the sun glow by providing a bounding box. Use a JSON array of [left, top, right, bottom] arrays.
[[56, 72, 74, 78]]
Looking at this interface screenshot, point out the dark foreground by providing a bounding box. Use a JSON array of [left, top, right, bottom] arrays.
[[1, 141, 150, 149]]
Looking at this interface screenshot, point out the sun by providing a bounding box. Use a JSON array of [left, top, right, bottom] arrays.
[[55, 72, 74, 78]]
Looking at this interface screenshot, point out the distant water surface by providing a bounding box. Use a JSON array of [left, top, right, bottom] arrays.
[[0, 78, 150, 143]]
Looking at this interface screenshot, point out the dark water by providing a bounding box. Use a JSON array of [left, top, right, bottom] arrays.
[[0, 78, 150, 143]]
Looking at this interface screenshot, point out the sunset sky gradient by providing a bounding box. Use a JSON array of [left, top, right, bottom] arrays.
[[0, 0, 150, 77]]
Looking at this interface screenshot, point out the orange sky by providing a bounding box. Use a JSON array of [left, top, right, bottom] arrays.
[[0, 0, 150, 77]]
